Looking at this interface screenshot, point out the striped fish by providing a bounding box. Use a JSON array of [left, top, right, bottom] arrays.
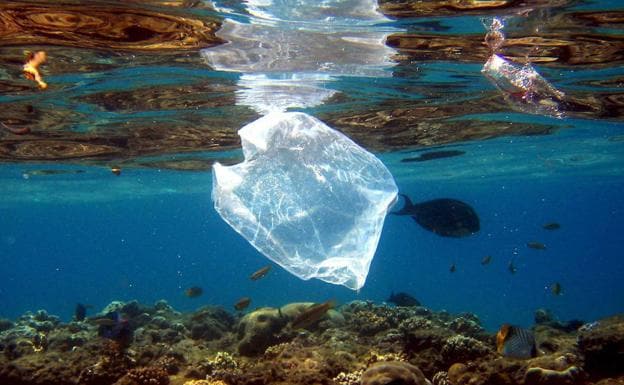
[[496, 324, 537, 359]]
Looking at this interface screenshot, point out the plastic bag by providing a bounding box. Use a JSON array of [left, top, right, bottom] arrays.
[[212, 112, 398, 290]]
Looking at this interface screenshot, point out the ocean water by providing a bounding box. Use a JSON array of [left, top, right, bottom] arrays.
[[1, 0, 623, 333]]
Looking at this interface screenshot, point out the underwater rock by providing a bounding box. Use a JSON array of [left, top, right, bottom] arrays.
[[524, 366, 583, 385], [186, 306, 234, 342], [577, 315, 624, 377], [361, 360, 431, 385], [236, 307, 288, 356], [447, 313, 485, 338]]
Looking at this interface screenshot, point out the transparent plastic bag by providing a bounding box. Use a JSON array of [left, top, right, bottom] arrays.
[[212, 112, 398, 290]]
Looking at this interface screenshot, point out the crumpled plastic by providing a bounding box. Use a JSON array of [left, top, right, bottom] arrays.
[[212, 111, 398, 290], [481, 17, 566, 118]]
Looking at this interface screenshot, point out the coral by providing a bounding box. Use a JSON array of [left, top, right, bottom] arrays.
[[186, 307, 234, 341], [204, 351, 239, 379], [447, 363, 468, 384], [441, 335, 491, 364], [333, 370, 363, 385], [119, 366, 170, 385], [577, 315, 624, 377], [447, 314, 484, 337], [361, 361, 430, 385], [431, 371, 451, 385], [236, 307, 288, 356], [183, 381, 229, 385], [524, 366, 583, 385]]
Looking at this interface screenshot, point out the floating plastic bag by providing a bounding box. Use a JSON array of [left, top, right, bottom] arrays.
[[212, 112, 398, 290]]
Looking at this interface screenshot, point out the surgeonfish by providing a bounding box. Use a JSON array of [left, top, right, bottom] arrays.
[[496, 324, 537, 359], [392, 194, 480, 238]]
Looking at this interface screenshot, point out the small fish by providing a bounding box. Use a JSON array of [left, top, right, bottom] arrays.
[[449, 263, 456, 273], [184, 286, 203, 298], [111, 166, 121, 176], [508, 260, 517, 274], [250, 265, 271, 281], [527, 242, 546, 250], [25, 169, 85, 176], [291, 300, 335, 330], [387, 292, 420, 307], [401, 150, 465, 163], [234, 297, 251, 311], [481, 255, 492, 265], [543, 222, 561, 230], [551, 282, 563, 296], [496, 324, 537, 359], [74, 303, 92, 322]]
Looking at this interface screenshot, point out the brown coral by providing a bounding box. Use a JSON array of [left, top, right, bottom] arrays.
[[361, 361, 430, 385], [121, 366, 169, 385], [524, 366, 583, 385]]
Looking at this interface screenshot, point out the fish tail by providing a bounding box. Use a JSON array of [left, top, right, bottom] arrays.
[[391, 193, 414, 215]]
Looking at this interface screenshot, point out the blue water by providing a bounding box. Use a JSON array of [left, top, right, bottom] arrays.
[[1, 0, 624, 332]]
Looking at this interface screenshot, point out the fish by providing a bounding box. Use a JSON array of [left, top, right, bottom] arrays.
[[481, 255, 492, 265], [543, 222, 561, 230], [387, 292, 421, 307], [290, 300, 335, 330], [551, 282, 563, 296], [391, 194, 480, 237], [527, 242, 546, 250], [401, 150, 465, 163], [74, 303, 92, 322], [94, 311, 133, 346], [111, 166, 122, 176], [184, 286, 203, 298], [24, 169, 85, 177], [508, 260, 517, 274], [234, 297, 251, 311], [449, 263, 456, 273], [496, 324, 537, 359], [250, 265, 271, 281]]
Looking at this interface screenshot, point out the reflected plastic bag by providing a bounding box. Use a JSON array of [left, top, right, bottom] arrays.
[[212, 112, 398, 290]]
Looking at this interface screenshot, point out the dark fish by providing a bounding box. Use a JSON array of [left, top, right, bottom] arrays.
[[392, 194, 480, 237], [95, 311, 133, 346], [449, 263, 456, 273], [291, 300, 335, 330], [481, 255, 492, 265], [250, 265, 271, 281], [496, 324, 537, 359], [508, 260, 517, 274], [74, 303, 92, 322], [25, 169, 85, 176], [184, 286, 203, 298], [401, 150, 465, 163], [387, 292, 420, 307], [527, 242, 546, 250], [543, 222, 561, 230], [111, 166, 121, 176], [234, 297, 251, 311], [551, 282, 563, 296]]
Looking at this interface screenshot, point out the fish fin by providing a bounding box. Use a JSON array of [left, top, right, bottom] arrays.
[[390, 193, 414, 215]]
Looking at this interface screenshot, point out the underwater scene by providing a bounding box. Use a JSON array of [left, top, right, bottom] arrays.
[[1, 0, 624, 384]]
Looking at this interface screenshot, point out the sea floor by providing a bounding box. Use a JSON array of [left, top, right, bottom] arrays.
[[0, 300, 622, 385]]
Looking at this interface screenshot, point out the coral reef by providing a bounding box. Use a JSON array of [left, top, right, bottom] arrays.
[[0, 299, 622, 385], [361, 360, 430, 385]]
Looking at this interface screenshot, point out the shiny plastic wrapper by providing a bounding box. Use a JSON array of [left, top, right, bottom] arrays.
[[482, 54, 566, 118], [212, 112, 398, 290]]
